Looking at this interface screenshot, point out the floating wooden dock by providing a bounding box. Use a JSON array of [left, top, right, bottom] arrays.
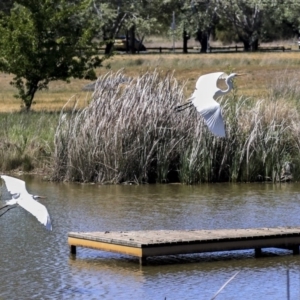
[[68, 227, 300, 265]]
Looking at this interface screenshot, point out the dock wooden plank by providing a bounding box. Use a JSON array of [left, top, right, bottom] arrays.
[[68, 236, 143, 256], [68, 227, 300, 264], [69, 227, 300, 245]]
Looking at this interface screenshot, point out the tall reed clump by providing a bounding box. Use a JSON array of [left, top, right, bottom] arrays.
[[53, 70, 190, 183], [52, 70, 300, 184], [0, 112, 58, 172], [221, 96, 300, 182]]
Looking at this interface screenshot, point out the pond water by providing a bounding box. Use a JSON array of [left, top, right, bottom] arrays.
[[1, 176, 300, 299]]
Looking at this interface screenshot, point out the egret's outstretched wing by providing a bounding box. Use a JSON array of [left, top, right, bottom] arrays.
[[0, 175, 52, 231], [191, 72, 227, 137], [1, 175, 28, 195], [17, 194, 52, 230], [195, 72, 227, 99], [191, 89, 225, 137]]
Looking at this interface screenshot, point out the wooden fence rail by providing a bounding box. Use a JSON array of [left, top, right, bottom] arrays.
[[209, 46, 244, 52], [117, 45, 292, 54]]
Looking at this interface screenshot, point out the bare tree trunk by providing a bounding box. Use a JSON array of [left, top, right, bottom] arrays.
[[126, 30, 129, 53], [129, 25, 136, 54], [183, 29, 190, 54], [251, 38, 259, 51], [105, 41, 114, 55], [196, 30, 208, 53], [24, 82, 38, 111], [241, 39, 251, 51]]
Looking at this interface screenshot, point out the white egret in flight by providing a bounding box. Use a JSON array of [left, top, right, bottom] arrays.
[[175, 72, 243, 137], [0, 175, 52, 231]]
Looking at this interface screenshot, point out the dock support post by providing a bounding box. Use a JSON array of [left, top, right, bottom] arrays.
[[139, 256, 147, 266], [292, 246, 299, 255], [70, 245, 76, 255], [255, 248, 262, 257]]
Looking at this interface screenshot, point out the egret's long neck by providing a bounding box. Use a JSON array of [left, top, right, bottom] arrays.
[[220, 78, 234, 95]]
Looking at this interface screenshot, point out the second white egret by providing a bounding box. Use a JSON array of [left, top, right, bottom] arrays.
[[0, 175, 52, 230]]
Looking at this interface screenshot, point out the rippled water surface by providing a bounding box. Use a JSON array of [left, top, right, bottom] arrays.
[[1, 177, 300, 299]]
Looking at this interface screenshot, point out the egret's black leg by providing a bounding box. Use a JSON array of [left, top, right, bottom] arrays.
[[0, 204, 9, 211], [0, 204, 17, 217], [175, 100, 192, 109], [174, 101, 193, 112]]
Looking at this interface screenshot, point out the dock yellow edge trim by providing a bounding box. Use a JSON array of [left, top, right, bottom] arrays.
[[68, 237, 143, 257]]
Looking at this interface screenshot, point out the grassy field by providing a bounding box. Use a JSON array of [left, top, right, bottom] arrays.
[[1, 51, 300, 112]]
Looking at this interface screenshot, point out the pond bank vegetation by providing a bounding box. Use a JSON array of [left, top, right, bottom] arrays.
[[1, 52, 300, 183], [0, 111, 58, 174]]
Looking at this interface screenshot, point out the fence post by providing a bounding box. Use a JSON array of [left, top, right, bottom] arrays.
[[159, 47, 162, 53], [236, 45, 238, 52]]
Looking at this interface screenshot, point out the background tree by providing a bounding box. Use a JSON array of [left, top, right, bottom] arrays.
[[0, 0, 105, 110], [169, 0, 235, 53], [166, 0, 299, 52], [185, 0, 217, 53], [200, 0, 298, 48], [92, 0, 129, 54], [116, 0, 158, 54], [93, 0, 173, 54], [275, 1, 300, 38], [213, 0, 268, 51]]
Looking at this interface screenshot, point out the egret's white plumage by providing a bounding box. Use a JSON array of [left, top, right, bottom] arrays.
[[176, 72, 242, 137], [0, 175, 52, 230]]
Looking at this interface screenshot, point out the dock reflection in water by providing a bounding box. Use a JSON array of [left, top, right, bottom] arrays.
[[1, 176, 300, 299]]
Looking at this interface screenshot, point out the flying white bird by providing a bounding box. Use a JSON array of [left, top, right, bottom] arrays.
[[175, 72, 243, 137], [0, 175, 52, 230]]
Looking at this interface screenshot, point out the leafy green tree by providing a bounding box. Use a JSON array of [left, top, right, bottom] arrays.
[[93, 0, 176, 54], [184, 0, 217, 53], [182, 0, 300, 50], [92, 0, 148, 54], [213, 0, 269, 51], [122, 0, 161, 53], [162, 0, 300, 52], [0, 0, 105, 110], [92, 1, 128, 54], [209, 0, 299, 46], [272, 1, 300, 38]]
